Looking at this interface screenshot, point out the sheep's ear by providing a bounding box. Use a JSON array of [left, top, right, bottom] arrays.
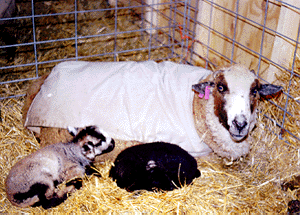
[[68, 126, 79, 136], [259, 84, 283, 98], [192, 82, 215, 94], [213, 70, 225, 78]]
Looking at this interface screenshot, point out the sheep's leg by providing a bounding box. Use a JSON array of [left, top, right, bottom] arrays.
[[12, 183, 50, 208], [55, 183, 78, 198], [40, 182, 78, 209], [39, 166, 87, 208], [63, 165, 86, 182], [40, 191, 69, 209], [66, 178, 83, 189], [29, 181, 60, 209], [85, 164, 101, 176]]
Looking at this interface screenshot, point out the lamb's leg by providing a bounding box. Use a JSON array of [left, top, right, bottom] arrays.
[[85, 164, 101, 176], [36, 173, 81, 209], [40, 180, 80, 209], [12, 183, 50, 208], [40, 190, 70, 209]]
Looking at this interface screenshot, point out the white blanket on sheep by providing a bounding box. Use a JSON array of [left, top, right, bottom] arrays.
[[25, 60, 212, 157]]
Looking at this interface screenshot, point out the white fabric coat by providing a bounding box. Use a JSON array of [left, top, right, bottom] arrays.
[[25, 60, 212, 157]]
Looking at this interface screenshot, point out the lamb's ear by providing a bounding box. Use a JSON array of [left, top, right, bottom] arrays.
[[259, 84, 283, 98], [192, 82, 215, 94], [68, 126, 79, 136]]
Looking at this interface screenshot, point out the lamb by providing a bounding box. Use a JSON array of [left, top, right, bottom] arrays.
[[109, 142, 200, 192], [5, 126, 115, 209], [22, 62, 282, 161]]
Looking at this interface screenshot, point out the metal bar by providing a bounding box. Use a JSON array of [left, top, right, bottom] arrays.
[[206, 0, 214, 69], [31, 0, 38, 77], [114, 0, 118, 61], [74, 0, 78, 60], [257, 0, 269, 75], [230, 0, 239, 64], [189, 0, 200, 62], [280, 19, 300, 138], [275, 0, 300, 10]]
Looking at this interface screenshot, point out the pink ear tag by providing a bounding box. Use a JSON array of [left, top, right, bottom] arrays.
[[198, 93, 204, 98], [205, 86, 210, 100]]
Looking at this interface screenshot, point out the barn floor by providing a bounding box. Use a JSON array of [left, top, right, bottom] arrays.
[[0, 94, 298, 214]]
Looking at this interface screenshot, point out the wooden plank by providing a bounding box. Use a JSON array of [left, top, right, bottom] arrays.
[[261, 0, 300, 84], [194, 0, 281, 71], [143, 0, 199, 60], [194, 0, 214, 66], [107, 0, 161, 34], [145, 0, 160, 34]]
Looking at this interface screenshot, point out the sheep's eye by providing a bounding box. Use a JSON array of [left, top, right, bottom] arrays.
[[87, 141, 94, 146], [83, 144, 91, 152], [218, 85, 224, 92], [252, 89, 258, 96]]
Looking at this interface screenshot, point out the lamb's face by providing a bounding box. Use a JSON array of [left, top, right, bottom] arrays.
[[81, 135, 115, 160], [212, 66, 259, 142], [74, 126, 115, 160]]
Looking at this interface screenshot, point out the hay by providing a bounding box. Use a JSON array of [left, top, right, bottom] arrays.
[[0, 95, 297, 213], [1, 0, 300, 213]]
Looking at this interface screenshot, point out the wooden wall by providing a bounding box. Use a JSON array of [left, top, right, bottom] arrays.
[[113, 0, 299, 83], [151, 0, 299, 83], [194, 0, 300, 83]]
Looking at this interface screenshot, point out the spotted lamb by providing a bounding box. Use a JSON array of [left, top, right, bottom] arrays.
[[5, 126, 115, 209]]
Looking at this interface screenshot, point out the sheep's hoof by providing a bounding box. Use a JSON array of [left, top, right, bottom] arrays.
[[281, 175, 300, 193], [66, 179, 83, 190], [223, 158, 234, 166], [288, 199, 300, 214]]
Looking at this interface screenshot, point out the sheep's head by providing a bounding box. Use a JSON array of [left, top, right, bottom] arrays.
[[72, 126, 115, 160], [193, 64, 282, 142]]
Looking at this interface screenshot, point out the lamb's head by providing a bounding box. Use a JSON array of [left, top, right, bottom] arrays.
[[193, 64, 282, 142], [72, 126, 115, 160]]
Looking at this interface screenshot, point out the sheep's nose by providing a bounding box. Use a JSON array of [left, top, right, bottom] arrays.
[[108, 139, 115, 151], [233, 118, 247, 133], [102, 139, 115, 154]]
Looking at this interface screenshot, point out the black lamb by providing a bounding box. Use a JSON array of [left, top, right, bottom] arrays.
[[110, 142, 200, 192]]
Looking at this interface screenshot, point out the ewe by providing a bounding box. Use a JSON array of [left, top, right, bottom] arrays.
[[22, 62, 282, 161]]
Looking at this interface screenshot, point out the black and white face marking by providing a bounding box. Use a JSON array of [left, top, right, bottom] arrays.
[[73, 126, 115, 160], [213, 67, 259, 142], [81, 135, 115, 160], [193, 64, 282, 144], [68, 126, 79, 136]]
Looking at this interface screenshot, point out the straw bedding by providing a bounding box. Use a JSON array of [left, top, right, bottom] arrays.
[[1, 0, 300, 214], [1, 95, 298, 214]]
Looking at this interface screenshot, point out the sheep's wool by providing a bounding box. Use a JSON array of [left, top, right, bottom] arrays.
[[25, 61, 212, 157]]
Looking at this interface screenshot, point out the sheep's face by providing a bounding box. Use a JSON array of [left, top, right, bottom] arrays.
[[81, 135, 115, 160], [193, 64, 282, 143], [73, 126, 115, 160], [212, 67, 259, 142]]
